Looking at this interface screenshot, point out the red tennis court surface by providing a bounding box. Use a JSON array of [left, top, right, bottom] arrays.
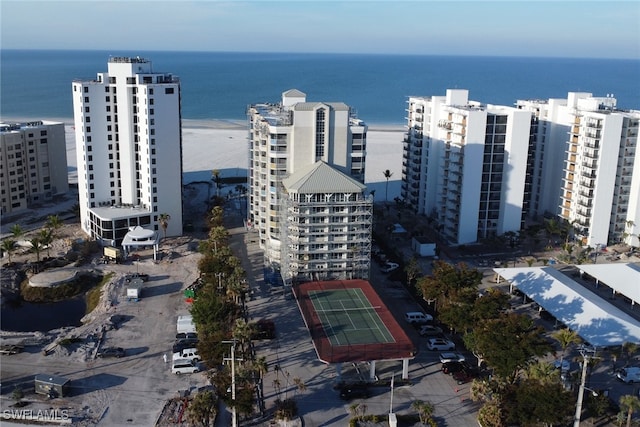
[[293, 279, 415, 364]]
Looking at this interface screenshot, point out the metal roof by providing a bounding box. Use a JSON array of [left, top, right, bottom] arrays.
[[282, 88, 306, 98], [282, 161, 366, 194], [577, 263, 640, 305], [494, 266, 640, 347], [294, 102, 350, 112]]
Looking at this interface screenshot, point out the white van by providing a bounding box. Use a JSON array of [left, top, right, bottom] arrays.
[[616, 367, 640, 383], [173, 348, 199, 362], [172, 358, 199, 375]]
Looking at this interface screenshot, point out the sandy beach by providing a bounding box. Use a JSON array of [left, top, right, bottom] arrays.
[[0, 116, 405, 198]]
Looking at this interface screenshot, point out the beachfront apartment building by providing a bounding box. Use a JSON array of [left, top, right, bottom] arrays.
[[247, 89, 369, 270], [0, 121, 68, 215], [280, 161, 373, 284], [401, 89, 640, 248], [72, 57, 183, 246], [402, 89, 532, 245]]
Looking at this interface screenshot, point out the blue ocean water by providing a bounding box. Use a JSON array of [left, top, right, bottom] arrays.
[[1, 49, 638, 124]]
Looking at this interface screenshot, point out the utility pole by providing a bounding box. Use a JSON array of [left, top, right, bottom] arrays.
[[222, 340, 243, 427], [574, 345, 596, 427]]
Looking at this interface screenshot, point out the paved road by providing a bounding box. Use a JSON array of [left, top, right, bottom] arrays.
[[222, 207, 482, 426]]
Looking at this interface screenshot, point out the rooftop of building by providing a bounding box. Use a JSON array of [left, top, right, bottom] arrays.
[[108, 56, 149, 64], [0, 120, 62, 133], [282, 161, 367, 194]]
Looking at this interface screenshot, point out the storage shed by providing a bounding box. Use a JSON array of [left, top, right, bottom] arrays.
[[411, 236, 436, 257], [35, 374, 71, 398]]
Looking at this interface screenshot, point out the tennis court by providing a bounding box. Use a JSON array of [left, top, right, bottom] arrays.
[[309, 288, 395, 346], [294, 280, 414, 363]]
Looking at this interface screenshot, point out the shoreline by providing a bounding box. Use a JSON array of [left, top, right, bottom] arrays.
[[2, 115, 405, 197], [0, 115, 405, 131]]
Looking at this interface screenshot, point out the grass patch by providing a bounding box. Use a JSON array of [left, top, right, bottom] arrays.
[[85, 272, 114, 314], [21, 272, 104, 303]]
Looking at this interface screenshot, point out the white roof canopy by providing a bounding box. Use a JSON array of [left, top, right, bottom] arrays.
[[577, 263, 640, 306], [121, 226, 160, 261], [494, 266, 640, 347]]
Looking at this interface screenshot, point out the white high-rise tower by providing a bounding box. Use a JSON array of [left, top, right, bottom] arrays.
[[72, 57, 183, 245]]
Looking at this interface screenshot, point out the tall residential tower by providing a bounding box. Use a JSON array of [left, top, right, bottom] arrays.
[[72, 57, 183, 246], [247, 89, 370, 273]]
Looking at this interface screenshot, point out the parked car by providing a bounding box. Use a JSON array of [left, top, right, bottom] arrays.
[[0, 344, 24, 355], [97, 347, 125, 358], [381, 262, 400, 273], [405, 312, 433, 325], [173, 338, 199, 353], [176, 332, 198, 340], [339, 384, 370, 400], [419, 325, 443, 337], [554, 359, 570, 373], [426, 338, 455, 351], [442, 361, 467, 375], [125, 273, 149, 282], [453, 367, 480, 384], [439, 352, 466, 364], [616, 367, 640, 383]]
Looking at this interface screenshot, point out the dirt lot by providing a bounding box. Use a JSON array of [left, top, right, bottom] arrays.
[[0, 186, 212, 426]]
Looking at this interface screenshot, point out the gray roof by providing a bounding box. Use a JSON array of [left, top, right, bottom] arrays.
[[283, 88, 306, 98], [282, 161, 366, 194], [294, 102, 350, 112]]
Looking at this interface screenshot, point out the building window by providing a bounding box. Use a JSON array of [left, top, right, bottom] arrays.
[[315, 108, 326, 159], [165, 88, 174, 94], [84, 97, 89, 102], [85, 107, 90, 113]]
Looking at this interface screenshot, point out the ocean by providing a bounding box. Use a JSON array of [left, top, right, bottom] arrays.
[[1, 49, 639, 124]]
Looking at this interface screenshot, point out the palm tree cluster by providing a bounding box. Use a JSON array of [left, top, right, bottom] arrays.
[[187, 205, 262, 421], [1, 215, 64, 273]]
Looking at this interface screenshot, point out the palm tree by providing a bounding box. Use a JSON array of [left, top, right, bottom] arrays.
[[623, 342, 639, 365], [552, 329, 581, 371], [619, 394, 640, 427], [1, 239, 16, 264], [158, 213, 171, 240], [46, 214, 63, 231], [39, 228, 54, 259], [29, 237, 43, 272], [383, 169, 393, 202], [211, 169, 222, 198], [10, 224, 24, 240], [411, 400, 435, 424], [186, 389, 217, 427]]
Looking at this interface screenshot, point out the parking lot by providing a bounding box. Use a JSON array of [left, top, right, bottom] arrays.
[[0, 241, 209, 425]]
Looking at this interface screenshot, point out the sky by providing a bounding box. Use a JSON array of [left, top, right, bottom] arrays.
[[1, 0, 639, 59]]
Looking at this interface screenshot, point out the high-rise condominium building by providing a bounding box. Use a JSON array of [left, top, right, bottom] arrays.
[[280, 161, 373, 284], [0, 121, 68, 215], [518, 93, 640, 248], [401, 89, 640, 248], [247, 89, 368, 264], [402, 89, 532, 245], [72, 57, 183, 246]]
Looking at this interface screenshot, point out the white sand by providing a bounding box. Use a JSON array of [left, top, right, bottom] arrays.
[[53, 118, 403, 199]]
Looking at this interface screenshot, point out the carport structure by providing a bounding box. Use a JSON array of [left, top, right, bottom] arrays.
[[494, 266, 640, 347], [576, 263, 640, 306]]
